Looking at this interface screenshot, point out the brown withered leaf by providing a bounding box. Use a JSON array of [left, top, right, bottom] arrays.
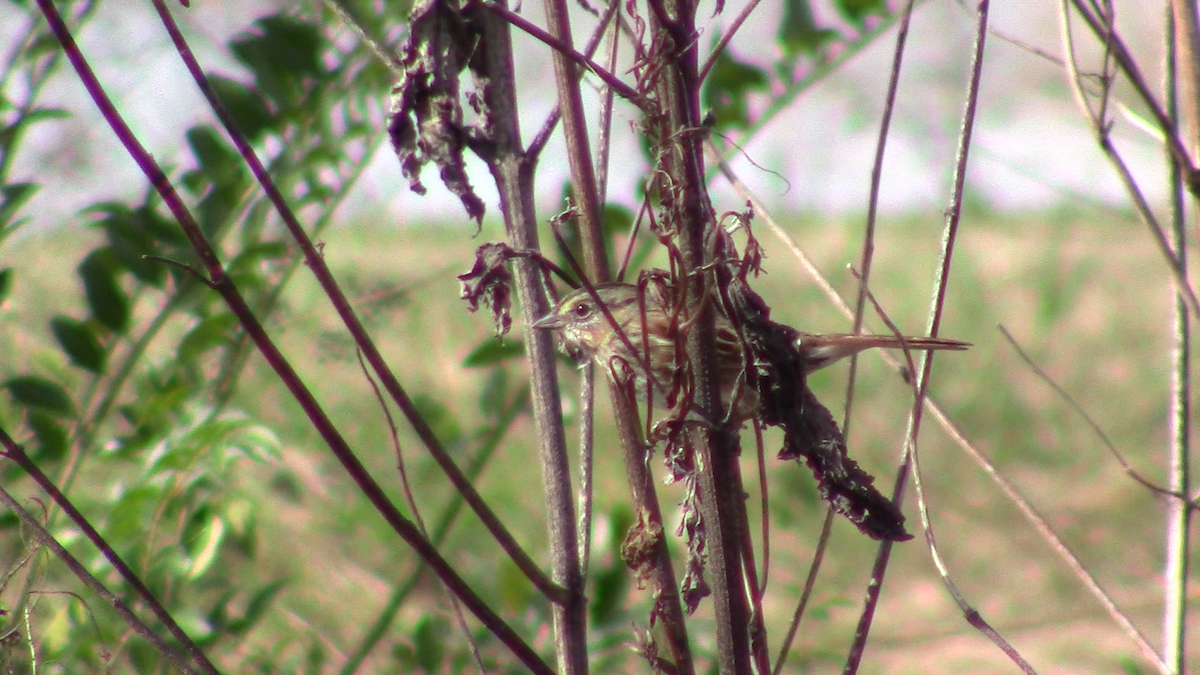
[[631, 622, 678, 675], [713, 234, 912, 542], [388, 0, 486, 226], [458, 242, 517, 337], [676, 477, 710, 614], [620, 510, 664, 590]]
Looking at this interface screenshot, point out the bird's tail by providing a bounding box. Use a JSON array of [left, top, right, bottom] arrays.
[[798, 333, 970, 373]]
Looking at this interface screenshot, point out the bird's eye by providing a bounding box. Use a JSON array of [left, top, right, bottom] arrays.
[[572, 301, 591, 318]]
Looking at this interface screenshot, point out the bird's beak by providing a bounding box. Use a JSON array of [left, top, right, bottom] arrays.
[[532, 313, 567, 330]]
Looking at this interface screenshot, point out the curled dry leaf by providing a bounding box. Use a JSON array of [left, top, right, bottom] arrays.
[[677, 477, 710, 614], [719, 262, 911, 542], [620, 510, 665, 591], [458, 242, 517, 338], [388, 0, 486, 226]]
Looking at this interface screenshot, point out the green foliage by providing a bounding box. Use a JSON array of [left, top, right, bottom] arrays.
[[49, 315, 106, 373], [0, 182, 38, 239], [702, 42, 769, 133], [412, 614, 449, 672], [4, 375, 76, 418], [778, 0, 841, 57], [835, 0, 888, 26], [462, 338, 525, 368], [206, 75, 275, 143], [0, 267, 11, 302], [77, 248, 131, 332], [0, 1, 395, 671]]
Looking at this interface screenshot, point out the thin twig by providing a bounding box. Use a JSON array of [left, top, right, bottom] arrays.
[[713, 124, 1174, 675], [593, 0, 620, 202], [357, 351, 485, 675], [476, 4, 591, 671], [338, 393, 528, 675], [998, 325, 1198, 511], [696, 0, 762, 84], [321, 0, 404, 74], [853, 270, 1036, 674], [647, 0, 753, 670], [1162, 4, 1192, 670], [770, 510, 833, 675], [843, 0, 917, 485], [1059, 0, 1200, 323], [845, 3, 988, 670], [527, 0, 622, 161], [1065, 0, 1198, 181], [483, 0, 640, 103], [707, 1, 927, 179], [577, 364, 596, 577]]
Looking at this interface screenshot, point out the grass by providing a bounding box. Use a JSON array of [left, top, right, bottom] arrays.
[[2, 208, 1196, 673]]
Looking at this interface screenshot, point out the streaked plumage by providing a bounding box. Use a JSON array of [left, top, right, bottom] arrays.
[[533, 282, 968, 420]]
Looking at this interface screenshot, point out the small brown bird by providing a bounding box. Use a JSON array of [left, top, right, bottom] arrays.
[[533, 282, 968, 419], [534, 280, 968, 541]]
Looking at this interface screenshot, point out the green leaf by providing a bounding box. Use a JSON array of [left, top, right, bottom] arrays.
[[0, 182, 37, 233], [589, 563, 628, 626], [462, 339, 524, 368], [204, 589, 238, 637], [836, 0, 887, 27], [196, 183, 244, 239], [228, 579, 288, 634], [90, 203, 178, 286], [182, 509, 226, 580], [778, 0, 841, 57], [227, 240, 290, 280], [78, 249, 130, 332], [230, 15, 324, 105], [50, 316, 107, 373], [412, 394, 464, 446], [0, 267, 12, 303], [23, 32, 62, 61], [179, 313, 239, 362], [128, 639, 159, 675], [224, 421, 281, 465], [603, 202, 634, 265], [4, 376, 75, 418], [186, 126, 248, 193], [478, 365, 509, 416], [106, 485, 158, 539], [207, 75, 276, 141], [23, 107, 71, 124], [27, 411, 67, 461], [306, 639, 327, 674], [412, 615, 447, 674], [702, 45, 769, 132]]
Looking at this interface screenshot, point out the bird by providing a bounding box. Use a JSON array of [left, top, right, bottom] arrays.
[[532, 281, 968, 420], [533, 279, 969, 541]]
